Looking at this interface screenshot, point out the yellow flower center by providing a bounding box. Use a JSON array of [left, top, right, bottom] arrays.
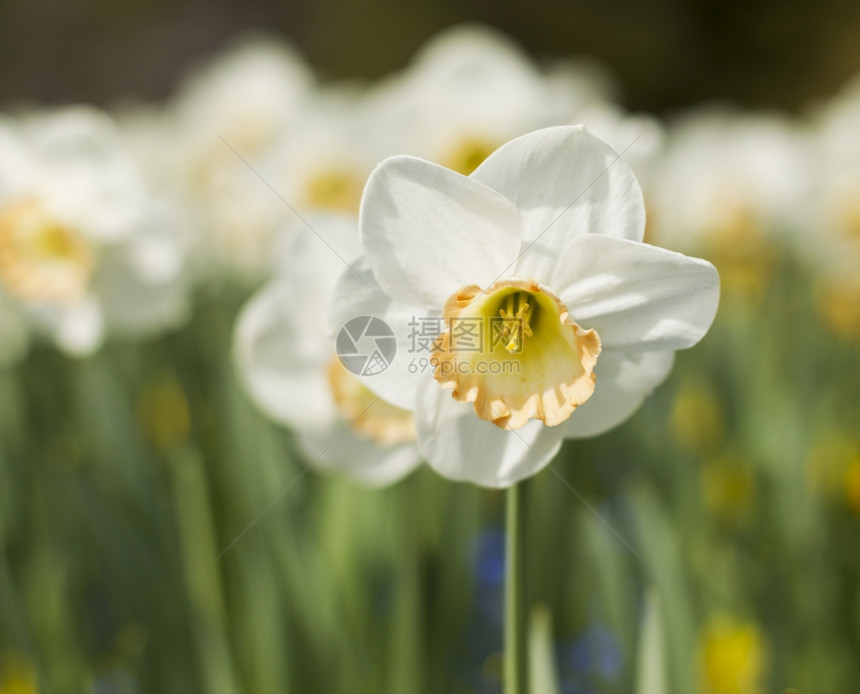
[[433, 279, 601, 430], [0, 198, 94, 303], [224, 112, 279, 155], [305, 169, 363, 213], [326, 358, 417, 447], [443, 136, 499, 176]]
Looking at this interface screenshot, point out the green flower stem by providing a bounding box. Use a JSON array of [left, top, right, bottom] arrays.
[[505, 479, 529, 694]]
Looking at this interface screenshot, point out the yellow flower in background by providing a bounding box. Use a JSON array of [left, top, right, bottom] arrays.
[[0, 653, 38, 694], [806, 434, 860, 502], [137, 377, 192, 452], [844, 457, 860, 516], [698, 615, 767, 694], [671, 381, 726, 456], [701, 454, 755, 523], [702, 223, 777, 304], [815, 277, 860, 341]]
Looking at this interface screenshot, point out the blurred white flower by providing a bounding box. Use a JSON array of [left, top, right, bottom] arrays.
[[808, 74, 860, 271], [330, 126, 719, 487], [173, 36, 313, 157], [166, 37, 314, 280], [234, 215, 422, 487], [0, 107, 189, 356], [648, 108, 810, 299], [269, 84, 393, 216], [650, 108, 811, 252], [367, 24, 610, 175], [806, 74, 860, 338]]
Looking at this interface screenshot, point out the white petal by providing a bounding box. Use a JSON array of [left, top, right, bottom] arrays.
[[565, 349, 674, 438], [235, 216, 364, 431], [328, 256, 432, 411], [234, 281, 337, 431], [299, 425, 422, 487], [556, 235, 720, 351], [470, 126, 646, 283], [276, 214, 364, 338], [360, 155, 523, 307], [54, 296, 105, 357], [416, 377, 566, 488]]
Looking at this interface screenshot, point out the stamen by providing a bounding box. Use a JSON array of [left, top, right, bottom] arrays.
[[497, 291, 535, 353]]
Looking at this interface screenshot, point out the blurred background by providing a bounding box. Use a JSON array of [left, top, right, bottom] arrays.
[[3, 0, 860, 112], [1, 1, 860, 693]]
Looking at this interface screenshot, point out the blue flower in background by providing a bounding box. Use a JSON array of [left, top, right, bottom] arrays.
[[92, 669, 139, 694], [473, 527, 506, 590], [470, 527, 506, 629], [452, 527, 508, 694], [558, 623, 623, 694]]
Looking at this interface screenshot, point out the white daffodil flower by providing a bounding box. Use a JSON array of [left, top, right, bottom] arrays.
[[808, 73, 860, 271], [167, 37, 314, 280], [270, 86, 393, 217], [367, 24, 608, 176], [329, 126, 719, 488], [0, 107, 189, 356], [805, 73, 860, 338], [568, 102, 666, 201], [234, 215, 422, 487], [648, 108, 810, 300], [650, 108, 811, 254]]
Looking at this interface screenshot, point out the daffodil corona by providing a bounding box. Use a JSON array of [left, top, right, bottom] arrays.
[[433, 279, 601, 430], [330, 126, 720, 487], [0, 197, 94, 304]]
